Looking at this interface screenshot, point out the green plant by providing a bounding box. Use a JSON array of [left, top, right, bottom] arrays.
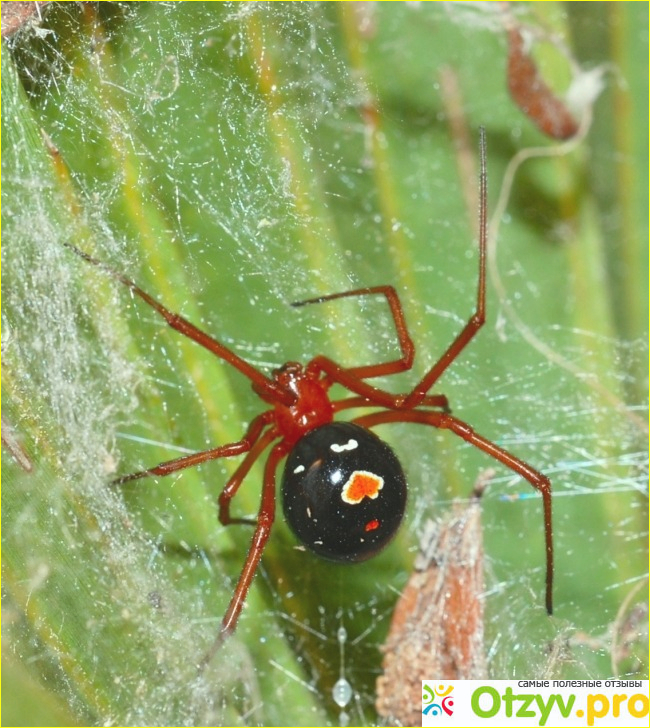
[[2, 3, 647, 725]]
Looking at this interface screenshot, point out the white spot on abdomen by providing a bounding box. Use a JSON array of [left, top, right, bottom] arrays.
[[330, 438, 358, 453]]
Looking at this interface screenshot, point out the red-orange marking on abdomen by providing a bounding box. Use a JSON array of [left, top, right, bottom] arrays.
[[341, 470, 384, 504]]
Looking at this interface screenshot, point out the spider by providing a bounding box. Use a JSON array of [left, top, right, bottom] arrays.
[[67, 127, 553, 661]]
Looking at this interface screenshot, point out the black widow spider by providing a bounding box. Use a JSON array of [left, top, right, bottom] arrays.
[[67, 128, 553, 661]]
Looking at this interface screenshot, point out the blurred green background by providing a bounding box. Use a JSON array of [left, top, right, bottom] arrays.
[[2, 3, 647, 726]]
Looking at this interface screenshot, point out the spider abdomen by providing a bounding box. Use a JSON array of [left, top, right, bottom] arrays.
[[281, 422, 407, 562]]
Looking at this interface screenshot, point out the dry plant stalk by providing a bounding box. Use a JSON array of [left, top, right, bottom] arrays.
[[376, 483, 488, 726]]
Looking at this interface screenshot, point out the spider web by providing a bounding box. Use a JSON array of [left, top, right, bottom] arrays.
[[2, 3, 647, 726]]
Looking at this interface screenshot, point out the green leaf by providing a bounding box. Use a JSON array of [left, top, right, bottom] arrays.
[[3, 3, 647, 725]]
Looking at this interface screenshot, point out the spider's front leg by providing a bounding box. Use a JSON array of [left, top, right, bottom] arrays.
[[296, 128, 488, 412], [65, 243, 293, 406], [292, 285, 415, 380]]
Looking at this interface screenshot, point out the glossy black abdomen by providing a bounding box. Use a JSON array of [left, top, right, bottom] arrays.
[[281, 421, 407, 562]]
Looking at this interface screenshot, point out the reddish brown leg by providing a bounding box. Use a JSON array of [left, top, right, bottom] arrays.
[[113, 412, 274, 485], [218, 426, 279, 526], [333, 394, 450, 414], [304, 129, 488, 410], [306, 354, 415, 409], [65, 243, 293, 405], [200, 441, 287, 668], [354, 407, 553, 615], [292, 286, 415, 379]]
